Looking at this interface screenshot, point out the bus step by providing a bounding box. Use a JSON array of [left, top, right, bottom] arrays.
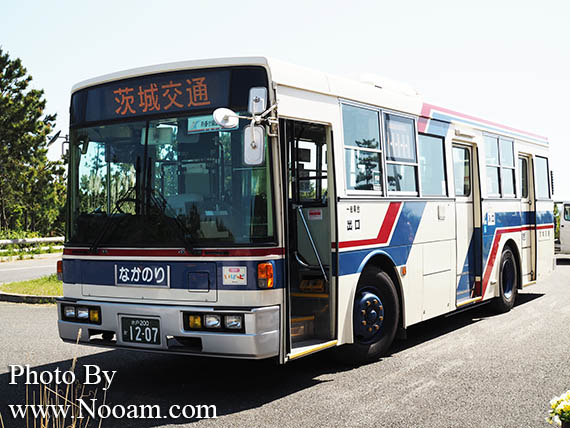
[[299, 278, 325, 292], [291, 315, 315, 342], [289, 339, 338, 360], [291, 292, 329, 299]]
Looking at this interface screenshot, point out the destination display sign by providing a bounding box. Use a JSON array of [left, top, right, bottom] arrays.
[[71, 69, 230, 125], [114, 263, 171, 287]]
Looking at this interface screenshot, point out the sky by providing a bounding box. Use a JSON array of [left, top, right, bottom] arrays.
[[2, 0, 569, 198]]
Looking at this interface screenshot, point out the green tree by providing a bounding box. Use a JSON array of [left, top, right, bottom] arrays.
[[0, 47, 65, 235], [355, 138, 380, 190]]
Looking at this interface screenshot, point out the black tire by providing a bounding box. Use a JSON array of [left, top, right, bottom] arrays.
[[342, 268, 399, 364], [493, 246, 518, 313]]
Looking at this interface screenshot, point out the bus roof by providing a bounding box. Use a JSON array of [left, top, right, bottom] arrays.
[[71, 56, 548, 145]]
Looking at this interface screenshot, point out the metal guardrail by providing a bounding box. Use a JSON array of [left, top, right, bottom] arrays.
[[0, 237, 64, 246]]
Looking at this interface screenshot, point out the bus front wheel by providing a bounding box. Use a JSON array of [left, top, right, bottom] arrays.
[[493, 246, 518, 313], [344, 268, 399, 363]]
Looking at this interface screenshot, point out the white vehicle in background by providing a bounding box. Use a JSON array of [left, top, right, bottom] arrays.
[[556, 202, 570, 253]]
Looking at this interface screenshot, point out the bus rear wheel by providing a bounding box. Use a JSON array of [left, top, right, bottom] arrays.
[[344, 268, 399, 364], [493, 246, 518, 313]]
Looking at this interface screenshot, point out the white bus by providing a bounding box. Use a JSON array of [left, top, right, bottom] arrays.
[[57, 57, 554, 363]]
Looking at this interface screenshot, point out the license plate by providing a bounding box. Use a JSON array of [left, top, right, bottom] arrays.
[[121, 317, 161, 345]]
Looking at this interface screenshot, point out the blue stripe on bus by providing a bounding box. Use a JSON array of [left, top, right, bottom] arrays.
[[338, 208, 551, 278], [63, 259, 285, 290], [63, 210, 551, 287], [536, 210, 554, 224], [482, 210, 552, 277], [388, 201, 426, 247], [338, 202, 426, 276], [456, 228, 480, 302]]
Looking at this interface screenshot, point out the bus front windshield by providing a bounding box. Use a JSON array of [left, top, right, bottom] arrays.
[[68, 115, 274, 248]]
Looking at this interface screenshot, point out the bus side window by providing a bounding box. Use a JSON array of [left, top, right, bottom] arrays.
[[535, 156, 550, 199], [384, 113, 418, 194], [453, 147, 471, 197], [484, 135, 515, 197], [342, 104, 383, 193], [519, 157, 528, 199], [289, 123, 327, 205], [418, 134, 447, 196]]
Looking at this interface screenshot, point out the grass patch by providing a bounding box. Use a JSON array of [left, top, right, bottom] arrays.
[[0, 274, 62, 296]]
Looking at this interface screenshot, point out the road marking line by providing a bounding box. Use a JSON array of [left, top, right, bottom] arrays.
[[0, 266, 54, 272]]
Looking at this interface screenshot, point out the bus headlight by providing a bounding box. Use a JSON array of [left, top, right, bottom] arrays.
[[224, 315, 242, 330], [64, 306, 76, 318], [61, 304, 101, 324], [77, 307, 89, 320], [204, 314, 221, 329]]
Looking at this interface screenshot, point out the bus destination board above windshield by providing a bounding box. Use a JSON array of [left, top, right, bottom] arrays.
[[72, 69, 230, 125]]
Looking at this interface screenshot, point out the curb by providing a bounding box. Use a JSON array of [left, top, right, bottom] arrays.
[[0, 252, 63, 263], [0, 291, 57, 304]]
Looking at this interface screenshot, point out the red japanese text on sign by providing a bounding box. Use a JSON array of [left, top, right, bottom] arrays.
[[162, 81, 184, 110], [138, 83, 160, 113], [112, 76, 212, 116], [187, 77, 211, 107], [113, 87, 136, 115]]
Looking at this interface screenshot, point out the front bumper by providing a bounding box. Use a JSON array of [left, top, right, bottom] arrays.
[[57, 299, 280, 359]]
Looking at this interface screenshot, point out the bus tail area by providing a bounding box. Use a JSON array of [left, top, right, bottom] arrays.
[[57, 57, 554, 364]]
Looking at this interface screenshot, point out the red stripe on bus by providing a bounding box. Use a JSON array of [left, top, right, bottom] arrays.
[[63, 247, 285, 257], [338, 202, 402, 249], [481, 224, 553, 298]]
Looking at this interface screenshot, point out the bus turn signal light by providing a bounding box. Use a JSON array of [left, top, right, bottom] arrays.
[[188, 315, 202, 329], [257, 262, 274, 289], [89, 308, 100, 324], [57, 260, 63, 281]]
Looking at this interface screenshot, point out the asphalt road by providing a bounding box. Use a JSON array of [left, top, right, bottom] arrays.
[[1, 259, 569, 428], [0, 253, 60, 284]]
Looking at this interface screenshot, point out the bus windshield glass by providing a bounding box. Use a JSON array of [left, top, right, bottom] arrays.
[[67, 67, 274, 248], [68, 115, 274, 247]]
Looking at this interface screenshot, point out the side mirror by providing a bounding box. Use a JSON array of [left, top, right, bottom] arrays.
[[243, 125, 265, 165], [213, 108, 240, 128], [248, 87, 267, 114]]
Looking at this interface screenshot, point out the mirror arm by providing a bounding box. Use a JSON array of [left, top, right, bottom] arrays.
[[259, 102, 279, 137], [259, 102, 278, 119]]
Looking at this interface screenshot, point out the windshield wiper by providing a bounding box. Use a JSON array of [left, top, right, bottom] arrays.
[[89, 186, 137, 254], [148, 188, 194, 254]]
